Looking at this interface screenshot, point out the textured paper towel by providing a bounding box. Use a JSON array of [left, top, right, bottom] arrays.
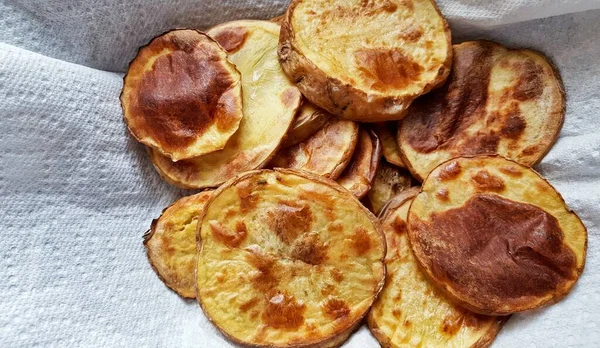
[[0, 1, 599, 347]]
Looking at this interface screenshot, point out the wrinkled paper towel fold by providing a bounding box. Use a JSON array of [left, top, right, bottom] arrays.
[[1, 0, 599, 347]]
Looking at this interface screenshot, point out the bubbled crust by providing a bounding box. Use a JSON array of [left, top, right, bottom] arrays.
[[278, 0, 452, 122], [407, 155, 587, 315], [121, 29, 243, 161], [337, 127, 382, 198], [148, 21, 301, 189], [399, 41, 566, 181], [196, 169, 386, 347], [282, 102, 333, 149]]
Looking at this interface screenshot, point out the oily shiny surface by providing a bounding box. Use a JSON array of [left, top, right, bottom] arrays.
[[196, 169, 385, 347], [282, 102, 332, 149], [122, 29, 243, 161], [363, 161, 413, 215], [368, 188, 506, 348], [399, 41, 565, 181], [149, 21, 301, 189], [408, 156, 587, 315], [337, 128, 382, 198]]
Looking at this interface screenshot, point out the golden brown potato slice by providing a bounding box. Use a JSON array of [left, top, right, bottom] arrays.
[[121, 29, 243, 161], [399, 41, 566, 181], [408, 156, 587, 315], [270, 119, 359, 179], [148, 21, 301, 189], [368, 187, 507, 348], [279, 0, 452, 122], [196, 169, 386, 347], [374, 122, 405, 168], [143, 191, 213, 298], [363, 161, 414, 215], [281, 101, 332, 149], [337, 127, 382, 198]]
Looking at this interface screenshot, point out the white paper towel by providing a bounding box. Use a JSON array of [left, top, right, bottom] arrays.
[[0, 1, 599, 347]]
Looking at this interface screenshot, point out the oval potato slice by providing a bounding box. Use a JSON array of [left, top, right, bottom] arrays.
[[363, 161, 414, 215], [196, 169, 386, 347], [374, 122, 405, 168], [144, 191, 213, 298], [368, 188, 507, 348], [281, 102, 332, 149], [399, 41, 566, 181], [121, 29, 243, 161], [337, 127, 382, 198], [408, 156, 587, 315], [279, 0, 452, 121], [149, 21, 302, 189], [270, 119, 359, 179]]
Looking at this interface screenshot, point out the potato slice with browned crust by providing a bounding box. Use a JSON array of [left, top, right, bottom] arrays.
[[121, 29, 243, 161], [270, 119, 359, 179], [337, 127, 382, 198], [282, 102, 332, 149], [279, 0, 452, 121], [196, 169, 385, 347], [408, 156, 587, 315], [374, 122, 405, 168], [399, 41, 566, 181], [368, 188, 507, 348], [148, 21, 301, 189], [144, 191, 213, 298], [363, 161, 414, 215]]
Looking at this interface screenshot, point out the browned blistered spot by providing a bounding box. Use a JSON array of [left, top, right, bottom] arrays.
[[352, 227, 371, 255], [441, 312, 464, 336], [323, 298, 350, 320], [211, 27, 248, 53], [522, 144, 539, 156], [499, 165, 523, 177], [240, 297, 260, 312], [224, 208, 236, 220], [250, 310, 260, 321], [403, 320, 411, 328], [392, 308, 402, 319], [268, 200, 313, 244], [393, 289, 402, 302], [437, 161, 462, 181], [513, 60, 545, 101], [281, 88, 300, 109], [262, 292, 306, 329], [471, 170, 506, 192], [210, 220, 247, 247], [328, 221, 343, 233], [291, 233, 328, 265], [436, 188, 450, 202], [355, 48, 423, 91], [321, 283, 335, 296], [237, 180, 259, 213], [500, 105, 527, 139], [331, 269, 344, 282], [393, 216, 408, 235], [246, 247, 278, 292]]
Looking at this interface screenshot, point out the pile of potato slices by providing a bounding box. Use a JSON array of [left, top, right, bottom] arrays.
[[122, 0, 588, 347]]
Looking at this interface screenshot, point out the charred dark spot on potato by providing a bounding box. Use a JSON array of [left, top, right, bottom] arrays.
[[330, 268, 344, 282], [291, 233, 328, 265], [323, 298, 350, 320], [500, 106, 527, 140], [499, 165, 523, 177], [268, 201, 313, 244], [437, 161, 462, 181], [237, 180, 260, 213], [392, 216, 408, 235], [436, 188, 450, 202], [352, 227, 372, 255], [211, 26, 249, 53], [403, 320, 411, 328], [355, 48, 423, 91], [210, 220, 247, 248], [240, 297, 260, 312], [513, 60, 545, 101], [262, 292, 306, 329], [471, 170, 506, 192]]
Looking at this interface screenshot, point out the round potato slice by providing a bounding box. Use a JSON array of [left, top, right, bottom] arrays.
[[337, 127, 382, 198], [121, 29, 243, 161], [279, 0, 452, 122], [281, 102, 332, 149], [408, 156, 587, 315], [363, 161, 414, 215], [196, 169, 385, 347], [143, 191, 213, 298], [399, 41, 566, 181], [270, 119, 359, 179], [374, 122, 405, 168], [149, 21, 302, 189], [368, 188, 507, 348]]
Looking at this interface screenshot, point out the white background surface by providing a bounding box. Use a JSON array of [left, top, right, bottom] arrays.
[[1, 0, 599, 347]]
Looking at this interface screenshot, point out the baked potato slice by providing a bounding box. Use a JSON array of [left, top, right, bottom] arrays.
[[399, 41, 566, 181], [149, 20, 301, 189], [282, 102, 332, 149], [408, 156, 587, 315], [196, 169, 385, 347], [144, 191, 213, 298], [279, 0, 452, 121], [374, 122, 405, 168], [337, 127, 382, 198], [368, 188, 507, 348], [363, 161, 414, 215], [121, 29, 243, 161]]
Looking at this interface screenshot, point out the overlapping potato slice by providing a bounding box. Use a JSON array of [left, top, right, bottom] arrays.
[[143, 191, 213, 298], [368, 188, 506, 348], [363, 161, 414, 215], [281, 102, 332, 149], [408, 156, 587, 315], [121, 29, 243, 161], [337, 127, 382, 198], [270, 119, 359, 179], [148, 20, 301, 189], [399, 41, 566, 181], [279, 0, 452, 121], [374, 122, 405, 168], [196, 169, 385, 347]]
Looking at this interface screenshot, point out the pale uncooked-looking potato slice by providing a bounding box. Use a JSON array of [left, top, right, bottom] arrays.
[[374, 122, 405, 168], [368, 188, 507, 348], [337, 127, 382, 198], [408, 155, 587, 315], [282, 101, 332, 149], [399, 41, 565, 181], [363, 161, 414, 215], [149, 20, 301, 189], [143, 191, 213, 298], [279, 0, 452, 121], [196, 169, 385, 347], [121, 29, 243, 161]]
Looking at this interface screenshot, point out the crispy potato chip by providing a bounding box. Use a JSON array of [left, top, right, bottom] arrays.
[[399, 41, 566, 181], [408, 156, 587, 315], [374, 122, 405, 168], [337, 127, 382, 198], [368, 188, 507, 348], [196, 169, 385, 347], [363, 161, 414, 215], [148, 21, 301, 189], [279, 0, 452, 121], [281, 101, 332, 149], [121, 29, 243, 161], [144, 191, 213, 298]]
